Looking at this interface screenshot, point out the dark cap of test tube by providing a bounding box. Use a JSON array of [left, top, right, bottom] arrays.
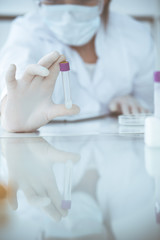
[[59, 61, 70, 72], [154, 71, 160, 82]]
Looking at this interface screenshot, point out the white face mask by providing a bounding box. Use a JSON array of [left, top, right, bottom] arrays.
[[40, 4, 101, 46]]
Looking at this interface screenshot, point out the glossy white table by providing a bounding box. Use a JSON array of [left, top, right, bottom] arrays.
[[0, 117, 160, 240]]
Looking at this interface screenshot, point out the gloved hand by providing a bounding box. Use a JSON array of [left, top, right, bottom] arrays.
[[109, 95, 149, 115], [0, 137, 80, 221], [1, 51, 80, 132]]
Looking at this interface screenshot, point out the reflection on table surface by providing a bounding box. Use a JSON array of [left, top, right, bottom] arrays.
[[0, 117, 160, 240]]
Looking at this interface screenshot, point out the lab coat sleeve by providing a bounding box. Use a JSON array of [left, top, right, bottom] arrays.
[[131, 30, 156, 113]]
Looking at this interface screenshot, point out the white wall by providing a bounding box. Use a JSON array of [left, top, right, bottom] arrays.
[[0, 0, 35, 16], [0, 0, 159, 17], [110, 0, 160, 17]]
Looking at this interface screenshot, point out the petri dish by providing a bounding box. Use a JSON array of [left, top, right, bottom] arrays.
[[118, 113, 152, 126], [119, 125, 144, 134]]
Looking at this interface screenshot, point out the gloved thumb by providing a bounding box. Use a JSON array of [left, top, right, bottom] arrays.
[[5, 64, 17, 90], [47, 104, 80, 121]]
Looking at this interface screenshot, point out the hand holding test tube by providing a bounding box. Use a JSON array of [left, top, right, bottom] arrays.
[[59, 61, 72, 109]]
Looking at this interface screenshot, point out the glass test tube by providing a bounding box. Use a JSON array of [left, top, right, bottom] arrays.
[[59, 61, 72, 109], [154, 72, 160, 118], [61, 160, 72, 210]]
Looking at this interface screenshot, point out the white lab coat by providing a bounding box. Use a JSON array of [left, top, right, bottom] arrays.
[[0, 9, 156, 119]]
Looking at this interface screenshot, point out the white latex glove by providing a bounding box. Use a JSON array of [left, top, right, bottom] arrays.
[[109, 95, 149, 115], [1, 51, 80, 133], [0, 138, 80, 221]]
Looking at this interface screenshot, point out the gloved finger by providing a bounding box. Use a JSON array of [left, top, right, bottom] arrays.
[[44, 173, 68, 217], [7, 181, 18, 210], [138, 107, 145, 113], [28, 195, 51, 207], [47, 148, 81, 163], [22, 64, 49, 83], [25, 182, 51, 207], [34, 51, 61, 82], [46, 185, 68, 217], [46, 104, 80, 121], [27, 139, 80, 163], [5, 64, 17, 90], [109, 101, 119, 112], [38, 51, 60, 69], [43, 55, 66, 89], [138, 106, 149, 113], [43, 203, 62, 221], [23, 186, 51, 207], [129, 104, 139, 114], [120, 102, 130, 115]]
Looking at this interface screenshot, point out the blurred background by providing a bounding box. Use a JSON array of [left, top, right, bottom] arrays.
[[0, 0, 160, 68]]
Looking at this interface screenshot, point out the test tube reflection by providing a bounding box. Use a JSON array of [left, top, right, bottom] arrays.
[[145, 146, 160, 224], [61, 160, 72, 210]]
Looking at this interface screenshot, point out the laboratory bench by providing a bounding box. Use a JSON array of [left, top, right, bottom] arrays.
[[0, 116, 160, 240]]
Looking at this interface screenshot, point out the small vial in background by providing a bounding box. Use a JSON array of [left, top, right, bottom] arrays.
[[59, 61, 72, 109], [154, 71, 160, 118], [118, 114, 152, 126], [61, 161, 72, 210], [145, 72, 160, 147]]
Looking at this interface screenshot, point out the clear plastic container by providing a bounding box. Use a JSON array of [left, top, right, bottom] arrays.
[[118, 113, 152, 126], [119, 125, 144, 134]]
